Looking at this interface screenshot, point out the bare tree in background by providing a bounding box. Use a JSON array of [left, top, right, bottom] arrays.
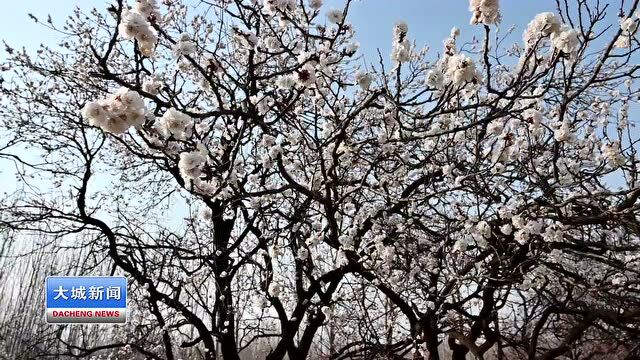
[[1, 0, 640, 359]]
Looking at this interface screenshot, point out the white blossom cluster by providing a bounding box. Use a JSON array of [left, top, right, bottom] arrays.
[[391, 21, 411, 63], [469, 0, 501, 26], [172, 33, 197, 57], [523, 12, 579, 55], [601, 141, 626, 167], [308, 0, 323, 10], [523, 12, 561, 46], [118, 0, 159, 56], [275, 74, 296, 90], [615, 15, 639, 48], [326, 9, 344, 24], [231, 25, 260, 50], [354, 70, 373, 91], [551, 26, 580, 55], [133, 0, 160, 19], [553, 120, 575, 143], [157, 108, 193, 140], [444, 54, 482, 86], [462, 213, 568, 249], [275, 63, 318, 90], [142, 74, 163, 95], [268, 282, 283, 297], [426, 29, 482, 89], [178, 150, 207, 181], [81, 87, 146, 134], [262, 0, 297, 15]]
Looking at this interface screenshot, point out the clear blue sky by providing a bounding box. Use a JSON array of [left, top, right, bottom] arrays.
[[1, 0, 559, 60]]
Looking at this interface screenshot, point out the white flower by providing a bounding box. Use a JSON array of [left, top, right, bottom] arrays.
[[159, 108, 193, 140], [553, 121, 575, 142], [615, 17, 637, 49], [231, 26, 259, 49], [621, 17, 638, 34], [525, 219, 544, 235], [425, 69, 444, 89], [476, 221, 492, 239], [142, 75, 162, 95], [81, 87, 146, 134], [523, 12, 561, 47], [134, 0, 160, 19], [514, 230, 530, 245], [355, 71, 373, 90], [268, 283, 282, 297], [253, 296, 269, 309], [262, 36, 281, 51], [82, 101, 108, 126], [262, 0, 277, 14], [306, 233, 321, 247], [178, 151, 206, 180], [524, 109, 543, 126], [445, 54, 481, 85], [321, 306, 332, 318], [390, 21, 412, 63], [543, 224, 563, 242], [344, 41, 360, 55], [469, 0, 501, 26], [172, 33, 197, 57], [551, 26, 580, 54], [263, 0, 297, 14], [296, 64, 317, 87], [336, 249, 349, 267], [269, 245, 284, 258], [512, 215, 526, 229], [118, 8, 158, 56], [119, 11, 147, 39], [612, 275, 625, 286], [327, 9, 344, 24], [281, 0, 297, 11], [261, 134, 277, 148], [391, 39, 411, 63], [601, 141, 625, 167], [308, 0, 323, 10], [340, 234, 355, 250], [615, 35, 631, 48], [394, 21, 409, 39], [500, 224, 513, 235], [487, 121, 503, 135], [269, 144, 283, 158], [276, 74, 296, 90], [253, 95, 273, 115]]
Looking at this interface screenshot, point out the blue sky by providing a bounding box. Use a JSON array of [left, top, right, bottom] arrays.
[[1, 0, 558, 59]]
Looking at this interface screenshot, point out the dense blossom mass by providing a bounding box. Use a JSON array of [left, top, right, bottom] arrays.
[[615, 14, 640, 47], [469, 0, 501, 25], [118, 0, 159, 56], [2, 0, 640, 359], [81, 87, 146, 134]]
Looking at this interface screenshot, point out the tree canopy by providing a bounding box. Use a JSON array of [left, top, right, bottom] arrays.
[[1, 0, 640, 359]]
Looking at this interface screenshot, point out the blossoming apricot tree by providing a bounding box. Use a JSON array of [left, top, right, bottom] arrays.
[[2, 0, 640, 359]]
